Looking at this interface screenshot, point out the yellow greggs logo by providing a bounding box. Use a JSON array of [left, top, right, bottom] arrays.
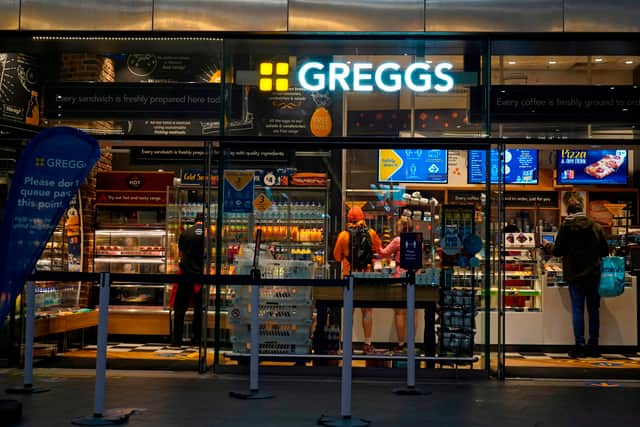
[[259, 62, 289, 92]]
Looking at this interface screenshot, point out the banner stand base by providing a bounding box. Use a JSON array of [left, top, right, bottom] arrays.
[[317, 415, 371, 427], [229, 390, 274, 400], [392, 386, 430, 396], [6, 385, 50, 394], [71, 408, 137, 426]]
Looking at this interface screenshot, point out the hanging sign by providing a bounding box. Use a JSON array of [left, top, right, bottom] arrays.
[[223, 171, 255, 213]]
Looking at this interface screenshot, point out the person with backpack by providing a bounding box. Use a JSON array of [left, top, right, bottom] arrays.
[[333, 206, 382, 353], [544, 198, 609, 358]]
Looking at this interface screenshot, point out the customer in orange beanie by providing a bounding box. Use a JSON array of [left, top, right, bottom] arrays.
[[334, 206, 382, 353]]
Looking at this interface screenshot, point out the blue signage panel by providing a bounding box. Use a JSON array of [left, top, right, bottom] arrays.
[[0, 127, 100, 327], [223, 171, 255, 213], [557, 149, 628, 185], [469, 149, 538, 184], [378, 149, 448, 183], [400, 232, 423, 270]]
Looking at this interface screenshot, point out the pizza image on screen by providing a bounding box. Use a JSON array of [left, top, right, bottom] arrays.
[[584, 154, 625, 180]]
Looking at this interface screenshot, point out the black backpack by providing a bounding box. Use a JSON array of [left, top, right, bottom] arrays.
[[349, 225, 373, 271]]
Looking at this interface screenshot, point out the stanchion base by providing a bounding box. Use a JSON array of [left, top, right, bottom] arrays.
[[392, 386, 430, 396], [71, 408, 137, 426], [229, 390, 274, 400], [6, 385, 50, 394], [317, 415, 371, 427]]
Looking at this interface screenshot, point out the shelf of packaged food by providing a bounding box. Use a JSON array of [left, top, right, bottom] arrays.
[[96, 224, 166, 229], [262, 241, 324, 246], [110, 283, 166, 288], [95, 229, 167, 236], [95, 251, 165, 257], [478, 288, 542, 296], [505, 207, 559, 210], [257, 186, 328, 191], [255, 219, 325, 224], [93, 257, 165, 264]]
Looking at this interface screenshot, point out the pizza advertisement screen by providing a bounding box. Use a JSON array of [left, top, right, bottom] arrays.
[[557, 149, 628, 185]]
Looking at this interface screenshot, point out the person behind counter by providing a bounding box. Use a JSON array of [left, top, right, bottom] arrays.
[[334, 206, 382, 354], [544, 198, 609, 358], [378, 216, 419, 353], [172, 213, 206, 347]]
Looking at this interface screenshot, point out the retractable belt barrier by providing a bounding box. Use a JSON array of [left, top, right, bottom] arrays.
[[21, 271, 479, 426]]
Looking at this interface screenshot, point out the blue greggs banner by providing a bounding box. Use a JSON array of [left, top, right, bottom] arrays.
[[0, 127, 99, 327]]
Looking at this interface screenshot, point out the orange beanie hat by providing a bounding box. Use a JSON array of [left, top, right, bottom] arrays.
[[348, 206, 364, 223]]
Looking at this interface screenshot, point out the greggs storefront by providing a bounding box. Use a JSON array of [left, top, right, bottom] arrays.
[[1, 28, 639, 379]]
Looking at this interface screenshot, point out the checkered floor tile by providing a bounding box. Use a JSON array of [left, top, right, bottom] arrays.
[[79, 343, 201, 354], [504, 352, 639, 360]]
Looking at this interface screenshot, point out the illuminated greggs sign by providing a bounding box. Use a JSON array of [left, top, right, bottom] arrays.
[[258, 61, 455, 93], [297, 61, 454, 93]]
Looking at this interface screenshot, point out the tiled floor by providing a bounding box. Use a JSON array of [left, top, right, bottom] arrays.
[[3, 369, 640, 427]]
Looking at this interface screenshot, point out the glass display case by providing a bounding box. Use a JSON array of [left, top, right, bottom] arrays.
[[94, 205, 169, 308], [502, 233, 542, 312], [36, 229, 65, 272]]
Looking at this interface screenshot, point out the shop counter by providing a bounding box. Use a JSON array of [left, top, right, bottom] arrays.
[[34, 310, 98, 338], [107, 307, 228, 336], [313, 285, 438, 305], [313, 285, 439, 362], [476, 276, 638, 346], [543, 278, 637, 346]]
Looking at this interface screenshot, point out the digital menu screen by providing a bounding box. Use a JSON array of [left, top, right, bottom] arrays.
[[468, 149, 538, 184], [557, 149, 628, 185], [378, 149, 448, 183]]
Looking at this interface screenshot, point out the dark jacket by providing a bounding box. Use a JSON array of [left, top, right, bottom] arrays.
[[551, 213, 609, 286], [179, 222, 205, 275]]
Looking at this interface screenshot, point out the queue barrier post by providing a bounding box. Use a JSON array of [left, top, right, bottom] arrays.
[[393, 271, 429, 396], [71, 273, 137, 426], [6, 280, 50, 395], [229, 269, 274, 400], [318, 275, 371, 427]]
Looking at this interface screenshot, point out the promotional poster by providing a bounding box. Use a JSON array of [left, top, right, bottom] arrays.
[[557, 149, 628, 185]]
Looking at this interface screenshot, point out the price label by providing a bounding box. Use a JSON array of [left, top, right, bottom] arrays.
[[253, 193, 272, 212]]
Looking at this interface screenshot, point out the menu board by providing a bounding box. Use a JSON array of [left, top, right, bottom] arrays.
[[378, 149, 448, 183], [557, 149, 628, 185], [468, 149, 538, 184]]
